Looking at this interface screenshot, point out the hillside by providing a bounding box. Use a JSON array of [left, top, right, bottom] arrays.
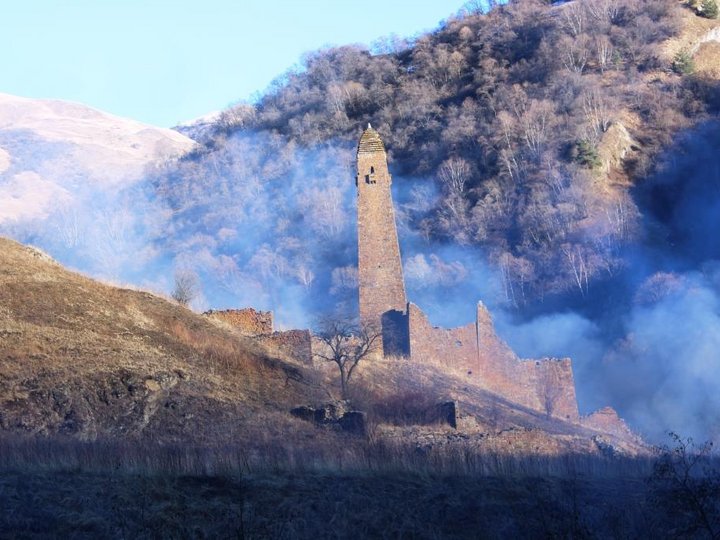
[[3, 237, 707, 539], [156, 0, 720, 308], [0, 93, 194, 224], [146, 0, 720, 443], [0, 236, 645, 460], [0, 237, 320, 444]]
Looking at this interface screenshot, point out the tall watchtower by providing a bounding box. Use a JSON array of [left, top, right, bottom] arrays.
[[356, 124, 407, 344]]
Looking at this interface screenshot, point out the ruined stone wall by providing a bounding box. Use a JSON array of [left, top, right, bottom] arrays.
[[407, 301, 580, 421], [259, 330, 313, 365], [474, 302, 530, 401], [204, 308, 273, 336], [407, 303, 478, 372], [519, 358, 579, 422], [581, 407, 637, 440]]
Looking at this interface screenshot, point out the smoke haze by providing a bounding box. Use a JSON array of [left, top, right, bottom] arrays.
[[2, 121, 720, 443]]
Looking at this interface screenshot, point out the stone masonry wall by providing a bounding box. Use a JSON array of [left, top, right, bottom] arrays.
[[518, 358, 579, 422], [581, 406, 638, 440], [204, 308, 273, 336], [407, 301, 579, 421], [407, 303, 478, 372], [259, 330, 313, 365]]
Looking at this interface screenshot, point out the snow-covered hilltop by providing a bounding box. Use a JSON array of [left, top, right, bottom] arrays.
[[0, 93, 196, 223]]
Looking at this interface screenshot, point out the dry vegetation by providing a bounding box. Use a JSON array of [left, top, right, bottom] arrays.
[[161, 0, 720, 309], [0, 237, 325, 444], [0, 239, 716, 537], [0, 470, 661, 539]]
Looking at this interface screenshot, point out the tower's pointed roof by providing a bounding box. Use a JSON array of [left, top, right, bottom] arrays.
[[357, 123, 385, 154]]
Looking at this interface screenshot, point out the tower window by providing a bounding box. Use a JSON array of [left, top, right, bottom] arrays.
[[370, 166, 375, 174]]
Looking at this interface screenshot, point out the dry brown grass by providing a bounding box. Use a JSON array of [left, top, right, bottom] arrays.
[[0, 236, 324, 443], [0, 464, 669, 539], [695, 42, 720, 77]]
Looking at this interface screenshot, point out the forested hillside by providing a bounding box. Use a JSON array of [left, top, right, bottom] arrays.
[[159, 0, 719, 309]]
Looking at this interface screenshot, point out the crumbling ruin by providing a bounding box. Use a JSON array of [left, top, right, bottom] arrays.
[[204, 308, 273, 336], [204, 308, 312, 364], [355, 125, 579, 421]]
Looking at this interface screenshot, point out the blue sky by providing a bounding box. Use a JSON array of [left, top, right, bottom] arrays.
[[1, 1, 461, 127]]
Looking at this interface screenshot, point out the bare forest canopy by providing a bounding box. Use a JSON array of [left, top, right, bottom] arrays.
[[160, 0, 719, 311]]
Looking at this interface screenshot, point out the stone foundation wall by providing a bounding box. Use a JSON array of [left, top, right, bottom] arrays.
[[204, 308, 273, 336]]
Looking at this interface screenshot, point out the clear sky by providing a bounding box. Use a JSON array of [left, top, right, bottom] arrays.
[[0, 1, 462, 127]]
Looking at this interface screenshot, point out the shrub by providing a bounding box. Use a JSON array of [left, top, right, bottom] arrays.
[[700, 0, 719, 19], [649, 432, 720, 538], [171, 269, 200, 307], [672, 49, 695, 75], [572, 139, 602, 169]]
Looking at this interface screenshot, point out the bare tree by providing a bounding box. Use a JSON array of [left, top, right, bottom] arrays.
[[560, 35, 589, 74], [562, 243, 590, 297], [438, 157, 471, 197], [584, 0, 621, 24], [314, 318, 381, 399], [562, 2, 586, 37], [582, 90, 614, 143], [538, 364, 563, 418], [594, 35, 614, 73], [650, 432, 720, 538], [462, 0, 491, 15], [172, 269, 200, 307], [295, 264, 315, 289]]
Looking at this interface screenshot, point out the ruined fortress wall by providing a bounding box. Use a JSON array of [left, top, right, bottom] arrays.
[[204, 309, 311, 363], [474, 302, 528, 397], [259, 330, 313, 365], [356, 128, 407, 331], [407, 302, 579, 421], [581, 407, 635, 439], [204, 308, 273, 336], [407, 303, 478, 372], [351, 125, 581, 422], [519, 359, 579, 422]]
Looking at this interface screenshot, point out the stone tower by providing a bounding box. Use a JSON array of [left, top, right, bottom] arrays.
[[356, 124, 408, 353]]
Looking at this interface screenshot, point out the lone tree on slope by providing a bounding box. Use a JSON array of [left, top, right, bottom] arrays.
[[172, 269, 200, 307], [314, 318, 381, 400]]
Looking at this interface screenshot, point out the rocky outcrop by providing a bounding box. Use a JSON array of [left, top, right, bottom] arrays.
[[291, 402, 366, 435]]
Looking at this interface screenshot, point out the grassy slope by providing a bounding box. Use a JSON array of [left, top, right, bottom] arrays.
[[0, 236, 645, 462], [0, 236, 324, 443]]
